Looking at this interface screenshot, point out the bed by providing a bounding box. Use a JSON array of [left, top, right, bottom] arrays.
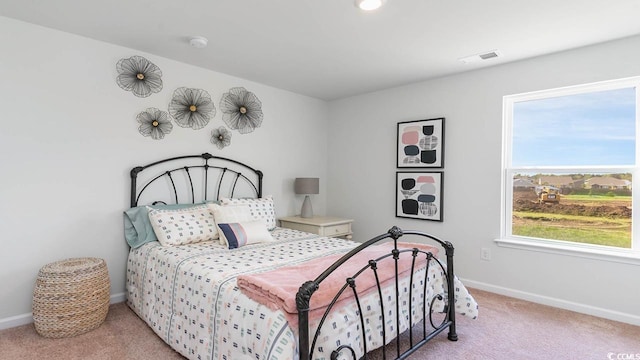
[[124, 153, 478, 360]]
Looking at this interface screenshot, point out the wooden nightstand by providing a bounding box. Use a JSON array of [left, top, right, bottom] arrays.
[[279, 216, 353, 239]]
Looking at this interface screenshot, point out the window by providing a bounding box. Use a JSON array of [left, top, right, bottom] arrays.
[[501, 77, 640, 261]]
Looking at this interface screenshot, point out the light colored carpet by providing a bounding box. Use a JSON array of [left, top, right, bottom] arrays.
[[1, 289, 638, 359]]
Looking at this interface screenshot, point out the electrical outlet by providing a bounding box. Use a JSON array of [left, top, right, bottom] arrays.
[[481, 247, 491, 261]]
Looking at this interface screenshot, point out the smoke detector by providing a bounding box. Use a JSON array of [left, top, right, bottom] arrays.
[[189, 36, 208, 49], [458, 50, 502, 64]]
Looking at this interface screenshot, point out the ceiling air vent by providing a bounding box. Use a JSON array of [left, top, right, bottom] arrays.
[[458, 50, 502, 64], [479, 51, 499, 60]]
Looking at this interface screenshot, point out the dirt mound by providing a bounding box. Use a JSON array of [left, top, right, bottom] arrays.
[[513, 199, 631, 218], [512, 189, 631, 219]]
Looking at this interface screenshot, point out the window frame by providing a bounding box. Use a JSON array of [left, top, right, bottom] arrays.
[[498, 77, 640, 265]]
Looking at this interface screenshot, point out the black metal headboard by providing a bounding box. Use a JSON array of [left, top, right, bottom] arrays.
[[130, 153, 263, 207]]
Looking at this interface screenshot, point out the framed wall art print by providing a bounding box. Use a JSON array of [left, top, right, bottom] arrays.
[[396, 171, 443, 221], [397, 117, 444, 168]]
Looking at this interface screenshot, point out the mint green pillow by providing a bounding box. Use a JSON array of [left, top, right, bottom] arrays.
[[124, 203, 205, 248]]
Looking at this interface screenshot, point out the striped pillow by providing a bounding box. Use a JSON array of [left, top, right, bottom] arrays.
[[217, 219, 274, 249]]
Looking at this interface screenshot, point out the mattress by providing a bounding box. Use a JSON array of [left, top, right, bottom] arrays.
[[126, 228, 477, 360]]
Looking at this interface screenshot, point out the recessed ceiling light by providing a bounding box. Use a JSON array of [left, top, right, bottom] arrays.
[[189, 36, 208, 49], [355, 0, 386, 11]]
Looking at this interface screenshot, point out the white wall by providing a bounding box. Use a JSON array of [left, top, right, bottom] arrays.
[[0, 16, 329, 321], [327, 36, 640, 324]]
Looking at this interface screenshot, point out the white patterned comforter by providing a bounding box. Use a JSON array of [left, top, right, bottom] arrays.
[[126, 228, 478, 360]]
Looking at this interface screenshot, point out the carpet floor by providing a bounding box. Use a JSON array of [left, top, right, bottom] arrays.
[[1, 288, 638, 359]]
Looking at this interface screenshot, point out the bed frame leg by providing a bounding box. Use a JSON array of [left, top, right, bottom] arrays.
[[448, 325, 458, 341], [444, 240, 458, 342]]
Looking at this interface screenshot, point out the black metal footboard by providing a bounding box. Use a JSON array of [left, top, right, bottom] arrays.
[[296, 226, 457, 360]]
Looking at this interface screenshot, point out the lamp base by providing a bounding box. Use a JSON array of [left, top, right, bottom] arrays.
[[300, 195, 314, 218]]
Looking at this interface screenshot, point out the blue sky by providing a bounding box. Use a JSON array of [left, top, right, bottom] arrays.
[[512, 87, 636, 167]]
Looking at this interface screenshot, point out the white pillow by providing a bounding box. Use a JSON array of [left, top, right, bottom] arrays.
[[217, 219, 274, 249], [208, 204, 254, 245], [219, 196, 277, 230], [147, 205, 217, 246]]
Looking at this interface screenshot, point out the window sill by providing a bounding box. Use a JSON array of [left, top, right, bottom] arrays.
[[494, 237, 640, 266]]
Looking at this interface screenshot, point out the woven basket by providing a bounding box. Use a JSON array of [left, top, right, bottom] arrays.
[[32, 257, 110, 338]]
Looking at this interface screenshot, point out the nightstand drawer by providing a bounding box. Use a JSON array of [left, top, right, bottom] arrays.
[[319, 223, 351, 237]]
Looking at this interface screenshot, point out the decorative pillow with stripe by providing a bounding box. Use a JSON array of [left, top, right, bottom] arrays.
[[208, 203, 254, 245], [217, 219, 274, 249], [147, 204, 217, 246], [220, 196, 277, 230]]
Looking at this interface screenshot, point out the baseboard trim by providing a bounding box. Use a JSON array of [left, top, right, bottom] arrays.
[[0, 312, 33, 331], [0, 292, 127, 331], [109, 292, 126, 304], [461, 278, 640, 326]]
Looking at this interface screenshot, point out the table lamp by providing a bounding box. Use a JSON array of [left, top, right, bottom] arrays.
[[294, 177, 319, 218]]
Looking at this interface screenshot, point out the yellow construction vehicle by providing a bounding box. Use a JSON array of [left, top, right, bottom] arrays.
[[535, 186, 560, 204]]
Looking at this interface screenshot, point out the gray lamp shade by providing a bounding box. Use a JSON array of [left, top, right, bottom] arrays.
[[294, 178, 319, 195], [295, 178, 319, 218]]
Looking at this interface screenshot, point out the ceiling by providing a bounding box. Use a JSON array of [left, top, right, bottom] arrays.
[[2, 1, 640, 100]]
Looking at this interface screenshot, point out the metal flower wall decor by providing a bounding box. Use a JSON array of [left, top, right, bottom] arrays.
[[211, 126, 232, 149], [220, 87, 263, 134], [116, 56, 163, 98], [168, 87, 216, 130], [137, 108, 173, 140]]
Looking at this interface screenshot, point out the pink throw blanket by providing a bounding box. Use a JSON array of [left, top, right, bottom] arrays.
[[236, 241, 439, 329]]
